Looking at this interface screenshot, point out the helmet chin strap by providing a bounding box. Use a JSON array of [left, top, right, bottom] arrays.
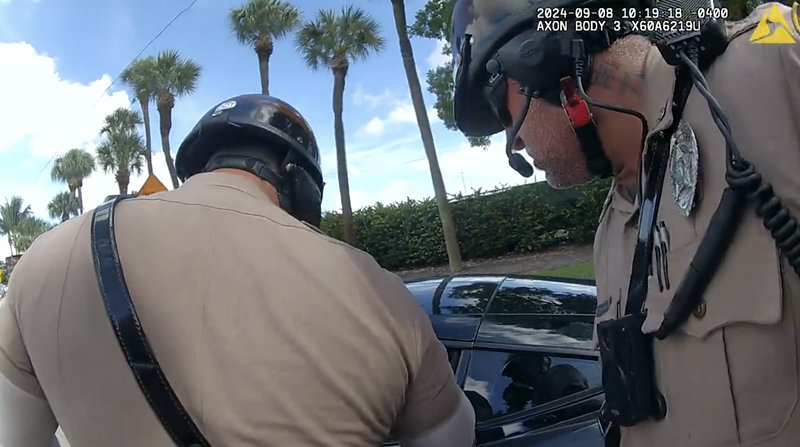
[[203, 155, 294, 211]]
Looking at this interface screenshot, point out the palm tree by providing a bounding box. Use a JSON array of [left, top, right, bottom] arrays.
[[100, 107, 143, 135], [229, 0, 301, 95], [387, 0, 462, 271], [120, 57, 158, 175], [0, 196, 33, 256], [97, 108, 148, 194], [47, 191, 79, 223], [151, 49, 202, 189], [51, 148, 95, 215], [14, 216, 52, 254], [295, 6, 385, 246]]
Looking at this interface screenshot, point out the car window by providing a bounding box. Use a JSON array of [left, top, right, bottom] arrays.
[[488, 278, 597, 315], [434, 276, 503, 315], [463, 349, 601, 423]]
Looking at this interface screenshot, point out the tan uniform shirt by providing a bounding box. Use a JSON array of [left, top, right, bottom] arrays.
[[0, 172, 461, 446], [594, 4, 800, 446]]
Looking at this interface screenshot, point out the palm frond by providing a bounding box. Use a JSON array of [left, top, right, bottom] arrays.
[[294, 6, 385, 72], [229, 0, 301, 44]]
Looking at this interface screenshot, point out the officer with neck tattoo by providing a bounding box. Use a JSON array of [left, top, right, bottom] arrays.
[[451, 1, 800, 446]]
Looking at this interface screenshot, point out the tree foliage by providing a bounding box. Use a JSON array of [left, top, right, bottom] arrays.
[[409, 0, 490, 147], [320, 178, 612, 270]]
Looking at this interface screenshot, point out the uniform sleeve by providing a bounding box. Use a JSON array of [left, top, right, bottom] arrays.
[[392, 302, 465, 440], [0, 271, 42, 397], [786, 7, 800, 124]]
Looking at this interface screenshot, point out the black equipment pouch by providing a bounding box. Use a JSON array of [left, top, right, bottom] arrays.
[[91, 197, 213, 447], [596, 313, 663, 427]]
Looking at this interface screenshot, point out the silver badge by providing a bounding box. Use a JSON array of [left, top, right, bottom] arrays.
[[211, 100, 236, 116], [669, 119, 699, 217]]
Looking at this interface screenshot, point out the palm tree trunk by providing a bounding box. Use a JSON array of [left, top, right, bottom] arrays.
[[158, 105, 181, 189], [139, 96, 155, 175], [117, 172, 130, 195], [69, 187, 80, 215], [333, 68, 356, 246], [6, 236, 13, 256], [390, 0, 462, 272], [77, 187, 85, 214], [61, 213, 68, 223], [257, 54, 270, 95]]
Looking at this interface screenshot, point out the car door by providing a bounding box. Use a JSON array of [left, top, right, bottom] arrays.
[[462, 346, 605, 446]]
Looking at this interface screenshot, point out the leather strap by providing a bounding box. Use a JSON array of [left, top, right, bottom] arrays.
[[91, 197, 211, 447]]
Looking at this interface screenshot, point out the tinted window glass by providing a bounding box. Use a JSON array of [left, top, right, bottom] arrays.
[[488, 278, 597, 315], [435, 276, 503, 315], [464, 350, 601, 423]]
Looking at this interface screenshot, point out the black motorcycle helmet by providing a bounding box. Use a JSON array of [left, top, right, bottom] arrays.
[[175, 94, 325, 226], [451, 0, 630, 178]]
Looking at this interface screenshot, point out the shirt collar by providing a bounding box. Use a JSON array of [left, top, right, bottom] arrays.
[[181, 171, 276, 203]]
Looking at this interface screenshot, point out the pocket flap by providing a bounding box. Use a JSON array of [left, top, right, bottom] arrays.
[[644, 211, 781, 339]]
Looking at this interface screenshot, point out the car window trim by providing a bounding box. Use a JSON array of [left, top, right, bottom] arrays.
[[442, 341, 473, 388], [474, 386, 604, 430], [472, 341, 600, 361]]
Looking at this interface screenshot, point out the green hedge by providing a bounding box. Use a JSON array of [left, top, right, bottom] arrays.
[[320, 178, 613, 271]]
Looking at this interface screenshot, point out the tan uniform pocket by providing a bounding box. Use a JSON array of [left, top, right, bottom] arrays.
[[637, 213, 795, 447]]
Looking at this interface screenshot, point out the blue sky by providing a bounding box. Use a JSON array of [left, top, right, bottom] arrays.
[[0, 0, 543, 259]]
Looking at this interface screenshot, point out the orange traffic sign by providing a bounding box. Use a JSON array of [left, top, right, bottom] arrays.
[[136, 174, 168, 196]]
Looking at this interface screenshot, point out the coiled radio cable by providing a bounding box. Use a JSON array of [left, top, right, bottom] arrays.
[[678, 51, 800, 275]]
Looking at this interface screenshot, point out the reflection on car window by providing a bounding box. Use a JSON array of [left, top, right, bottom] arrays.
[[464, 350, 601, 423], [488, 278, 597, 315], [405, 278, 444, 313], [435, 276, 503, 315]]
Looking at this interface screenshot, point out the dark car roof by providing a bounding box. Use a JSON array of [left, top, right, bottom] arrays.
[[405, 274, 597, 350]]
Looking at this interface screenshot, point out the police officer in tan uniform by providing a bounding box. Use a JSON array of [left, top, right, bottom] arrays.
[[0, 94, 476, 447], [451, 1, 800, 446]]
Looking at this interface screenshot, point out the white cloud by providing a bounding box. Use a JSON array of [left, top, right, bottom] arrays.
[[328, 180, 411, 212], [427, 40, 450, 68], [322, 135, 546, 214], [359, 117, 386, 137], [351, 84, 393, 107], [410, 135, 545, 194], [0, 41, 175, 261], [0, 42, 131, 157], [357, 101, 440, 137]]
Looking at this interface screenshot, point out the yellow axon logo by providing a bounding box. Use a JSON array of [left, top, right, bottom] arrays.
[[749, 2, 800, 44]]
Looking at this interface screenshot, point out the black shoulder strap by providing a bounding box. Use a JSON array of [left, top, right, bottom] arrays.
[[91, 197, 212, 447]]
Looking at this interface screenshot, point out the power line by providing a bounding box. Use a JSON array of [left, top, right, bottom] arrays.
[[34, 0, 200, 182]]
